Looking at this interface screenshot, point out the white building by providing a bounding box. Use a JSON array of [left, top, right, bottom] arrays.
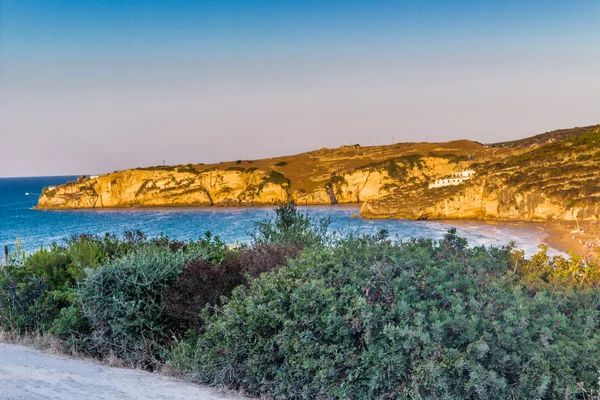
[[428, 170, 475, 189]]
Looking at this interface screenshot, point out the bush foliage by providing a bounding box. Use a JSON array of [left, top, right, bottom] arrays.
[[163, 243, 301, 331], [0, 233, 132, 334], [252, 201, 330, 248], [167, 230, 600, 399], [0, 231, 223, 354], [2, 203, 600, 399], [79, 247, 201, 368]]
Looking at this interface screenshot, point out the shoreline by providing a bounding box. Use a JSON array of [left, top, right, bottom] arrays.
[[34, 203, 363, 212], [23, 199, 600, 260], [432, 219, 599, 261], [540, 220, 600, 261]]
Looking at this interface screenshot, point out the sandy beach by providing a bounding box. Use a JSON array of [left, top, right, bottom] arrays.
[[542, 220, 600, 261], [435, 218, 600, 261]]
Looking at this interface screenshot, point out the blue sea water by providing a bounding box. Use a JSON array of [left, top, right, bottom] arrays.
[[0, 176, 560, 256]]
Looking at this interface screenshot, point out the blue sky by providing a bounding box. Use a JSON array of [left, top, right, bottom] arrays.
[[3, 1, 597, 58], [1, 0, 599, 176]]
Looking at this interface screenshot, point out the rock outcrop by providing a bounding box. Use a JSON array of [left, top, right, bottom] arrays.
[[38, 169, 290, 209], [361, 179, 600, 222], [38, 125, 600, 222], [38, 142, 482, 210], [362, 128, 600, 221]]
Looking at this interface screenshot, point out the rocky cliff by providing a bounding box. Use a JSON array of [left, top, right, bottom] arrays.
[[39, 169, 289, 209], [38, 140, 491, 209], [38, 125, 600, 222], [360, 178, 600, 222], [362, 128, 600, 221]]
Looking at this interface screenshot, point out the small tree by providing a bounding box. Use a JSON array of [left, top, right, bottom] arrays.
[[252, 201, 330, 248]]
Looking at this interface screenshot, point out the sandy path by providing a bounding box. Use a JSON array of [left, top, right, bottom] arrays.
[[0, 343, 246, 400]]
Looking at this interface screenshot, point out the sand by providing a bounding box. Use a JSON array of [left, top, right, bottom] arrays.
[[435, 218, 599, 261], [542, 220, 600, 262], [0, 343, 247, 400]]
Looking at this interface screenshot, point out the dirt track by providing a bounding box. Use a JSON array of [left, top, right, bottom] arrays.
[[0, 343, 245, 400]]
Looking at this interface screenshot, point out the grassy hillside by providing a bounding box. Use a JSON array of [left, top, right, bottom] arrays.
[[489, 124, 600, 148], [119, 124, 600, 199], [363, 126, 600, 220], [137, 140, 509, 195], [486, 129, 600, 207]]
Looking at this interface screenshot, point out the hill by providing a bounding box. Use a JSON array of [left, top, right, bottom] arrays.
[[362, 128, 600, 221], [488, 124, 600, 148], [37, 125, 600, 222], [37, 140, 509, 209]]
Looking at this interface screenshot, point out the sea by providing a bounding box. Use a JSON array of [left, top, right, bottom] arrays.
[[0, 176, 562, 257]]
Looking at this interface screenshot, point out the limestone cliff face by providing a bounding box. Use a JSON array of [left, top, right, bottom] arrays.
[[38, 167, 398, 209], [362, 129, 600, 221], [38, 169, 290, 209], [36, 155, 478, 210], [292, 156, 463, 205], [361, 178, 600, 222], [37, 128, 600, 221]]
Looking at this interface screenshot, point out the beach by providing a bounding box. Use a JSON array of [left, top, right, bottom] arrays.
[[543, 220, 600, 261], [435, 219, 600, 261]]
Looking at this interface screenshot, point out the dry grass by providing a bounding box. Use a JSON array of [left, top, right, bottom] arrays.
[[0, 328, 126, 368], [188, 139, 514, 194], [0, 328, 64, 355]]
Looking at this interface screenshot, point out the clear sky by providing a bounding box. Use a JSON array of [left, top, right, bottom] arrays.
[[1, 0, 599, 177]]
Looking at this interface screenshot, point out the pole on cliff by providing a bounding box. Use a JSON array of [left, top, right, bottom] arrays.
[[4, 245, 8, 265]]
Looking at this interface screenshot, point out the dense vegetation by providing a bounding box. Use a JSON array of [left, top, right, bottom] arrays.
[[490, 124, 600, 148], [490, 129, 600, 208], [2, 203, 600, 399]]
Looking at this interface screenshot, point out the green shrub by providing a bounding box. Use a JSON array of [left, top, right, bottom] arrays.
[[325, 175, 346, 189], [573, 130, 600, 147], [43, 187, 57, 198], [387, 159, 405, 179], [513, 246, 600, 291], [79, 247, 202, 368], [0, 263, 48, 331], [0, 243, 81, 332], [25, 244, 74, 290], [0, 231, 225, 354], [264, 171, 291, 188], [577, 153, 593, 161], [226, 166, 246, 172], [177, 164, 198, 174], [167, 231, 600, 399], [252, 201, 330, 248], [47, 290, 94, 354]]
